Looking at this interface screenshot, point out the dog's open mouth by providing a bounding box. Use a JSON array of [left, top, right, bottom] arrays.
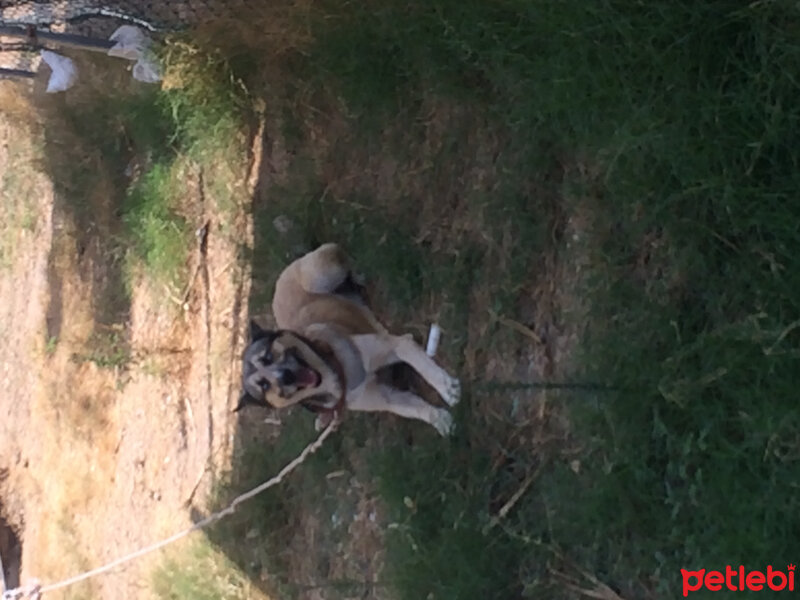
[[296, 367, 321, 389]]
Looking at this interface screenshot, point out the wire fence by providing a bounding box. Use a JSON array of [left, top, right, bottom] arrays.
[[0, 0, 247, 32], [0, 0, 246, 75]]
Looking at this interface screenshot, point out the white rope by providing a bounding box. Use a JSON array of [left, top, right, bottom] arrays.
[[2, 418, 340, 600], [1, 581, 39, 600]]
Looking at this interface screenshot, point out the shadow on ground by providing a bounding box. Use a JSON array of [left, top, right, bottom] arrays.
[[34, 52, 175, 358]]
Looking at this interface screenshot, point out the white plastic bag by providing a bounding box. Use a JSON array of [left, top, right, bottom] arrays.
[[108, 25, 161, 83], [108, 25, 150, 60], [132, 58, 161, 83], [40, 50, 78, 93]]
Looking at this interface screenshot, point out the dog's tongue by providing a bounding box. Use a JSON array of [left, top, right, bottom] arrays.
[[297, 368, 320, 388]]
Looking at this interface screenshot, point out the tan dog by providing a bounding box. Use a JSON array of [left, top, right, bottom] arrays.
[[237, 243, 460, 435]]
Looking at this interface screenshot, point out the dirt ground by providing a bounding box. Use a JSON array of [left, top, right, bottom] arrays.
[[0, 84, 254, 599]]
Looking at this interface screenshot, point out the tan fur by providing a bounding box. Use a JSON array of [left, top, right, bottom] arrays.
[[273, 243, 386, 334], [271, 243, 460, 435]]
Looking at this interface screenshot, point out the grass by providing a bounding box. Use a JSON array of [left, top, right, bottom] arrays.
[[248, 162, 487, 328], [152, 539, 267, 600], [202, 414, 376, 598], [373, 412, 531, 600], [31, 44, 252, 390], [123, 162, 190, 289], [159, 40, 251, 160], [39, 43, 250, 297], [45, 335, 58, 356], [0, 133, 41, 268], [55, 511, 96, 600], [71, 329, 130, 370], [239, 1, 800, 597], [133, 1, 800, 598], [37, 62, 182, 328]]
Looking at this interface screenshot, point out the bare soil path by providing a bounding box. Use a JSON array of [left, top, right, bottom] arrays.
[[0, 91, 254, 599]]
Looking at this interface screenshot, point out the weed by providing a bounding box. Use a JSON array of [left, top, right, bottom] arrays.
[[44, 335, 58, 356], [72, 330, 130, 370], [159, 38, 250, 159], [123, 162, 189, 289]]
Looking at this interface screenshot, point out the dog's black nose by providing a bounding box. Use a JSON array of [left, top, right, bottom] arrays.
[[280, 370, 296, 385]]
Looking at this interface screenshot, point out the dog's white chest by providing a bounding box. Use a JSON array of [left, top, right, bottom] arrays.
[[327, 336, 367, 391]]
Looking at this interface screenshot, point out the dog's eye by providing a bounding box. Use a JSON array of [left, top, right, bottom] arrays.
[[259, 379, 271, 391], [259, 354, 273, 366]]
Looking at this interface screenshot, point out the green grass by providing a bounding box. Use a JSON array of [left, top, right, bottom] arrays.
[[248, 163, 484, 325], [71, 329, 130, 370], [152, 539, 262, 600], [149, 1, 800, 598], [373, 408, 530, 600], [34, 46, 252, 360], [123, 162, 189, 289], [240, 1, 800, 598], [40, 44, 250, 293], [39, 69, 177, 326], [201, 414, 380, 598], [159, 40, 251, 159], [45, 335, 58, 356]]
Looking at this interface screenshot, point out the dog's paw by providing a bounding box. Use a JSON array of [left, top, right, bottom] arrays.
[[442, 375, 461, 407], [431, 409, 455, 437]]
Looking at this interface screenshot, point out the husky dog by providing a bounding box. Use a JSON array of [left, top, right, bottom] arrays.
[[237, 243, 460, 435]]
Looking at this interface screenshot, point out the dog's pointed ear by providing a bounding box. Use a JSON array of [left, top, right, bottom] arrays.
[[234, 391, 269, 412], [249, 319, 269, 341]]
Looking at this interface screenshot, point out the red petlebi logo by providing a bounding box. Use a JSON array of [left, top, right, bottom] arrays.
[[681, 564, 795, 596]]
